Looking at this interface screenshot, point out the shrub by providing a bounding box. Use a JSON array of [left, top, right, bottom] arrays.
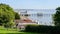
[[25, 24, 38, 32], [50, 26, 60, 34], [4, 22, 15, 28], [25, 25, 60, 34]]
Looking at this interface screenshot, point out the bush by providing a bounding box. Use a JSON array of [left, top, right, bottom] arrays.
[[25, 25, 60, 34], [25, 25, 38, 32], [50, 26, 60, 34], [4, 22, 15, 28]]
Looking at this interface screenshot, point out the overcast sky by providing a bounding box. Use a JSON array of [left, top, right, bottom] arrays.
[[0, 0, 60, 9]]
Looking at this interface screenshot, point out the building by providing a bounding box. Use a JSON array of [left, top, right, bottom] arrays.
[[14, 17, 37, 31]]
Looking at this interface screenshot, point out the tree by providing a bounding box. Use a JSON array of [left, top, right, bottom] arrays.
[[15, 12, 20, 19], [53, 7, 60, 26], [0, 3, 15, 27]]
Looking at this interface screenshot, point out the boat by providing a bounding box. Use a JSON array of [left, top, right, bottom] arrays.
[[37, 13, 43, 16]]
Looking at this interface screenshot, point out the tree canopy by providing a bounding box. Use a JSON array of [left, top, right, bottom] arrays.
[[15, 12, 20, 19], [0, 3, 15, 25], [53, 7, 60, 26]]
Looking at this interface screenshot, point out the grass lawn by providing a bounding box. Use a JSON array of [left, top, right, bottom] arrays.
[[0, 26, 46, 34]]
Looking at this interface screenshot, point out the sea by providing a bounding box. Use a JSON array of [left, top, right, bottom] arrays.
[[15, 9, 56, 26]]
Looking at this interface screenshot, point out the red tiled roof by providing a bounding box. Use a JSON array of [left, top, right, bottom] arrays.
[[14, 16, 37, 24], [14, 18, 36, 23]]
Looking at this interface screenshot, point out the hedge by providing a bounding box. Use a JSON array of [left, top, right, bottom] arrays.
[[25, 25, 60, 34]]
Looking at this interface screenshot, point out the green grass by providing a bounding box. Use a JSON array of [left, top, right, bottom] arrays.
[[0, 26, 46, 34], [0, 26, 19, 33]]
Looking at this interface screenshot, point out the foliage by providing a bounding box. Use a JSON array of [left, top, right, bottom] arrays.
[[53, 7, 60, 26], [15, 12, 20, 19], [25, 25, 60, 34], [4, 22, 15, 28], [0, 3, 15, 27]]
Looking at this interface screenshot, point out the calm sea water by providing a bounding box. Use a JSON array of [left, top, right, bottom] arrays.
[[15, 9, 56, 26]]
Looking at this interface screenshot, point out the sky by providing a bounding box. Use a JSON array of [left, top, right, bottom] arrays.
[[0, 0, 60, 9]]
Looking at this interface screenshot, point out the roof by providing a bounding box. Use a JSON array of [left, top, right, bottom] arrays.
[[15, 19, 37, 26], [14, 18, 37, 24], [14, 16, 37, 24]]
